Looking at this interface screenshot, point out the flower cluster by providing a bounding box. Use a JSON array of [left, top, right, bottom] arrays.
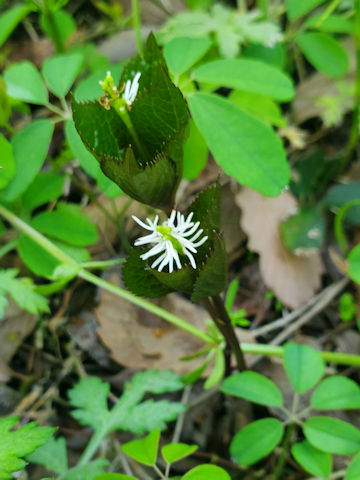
[[98, 71, 141, 110], [133, 210, 208, 273]]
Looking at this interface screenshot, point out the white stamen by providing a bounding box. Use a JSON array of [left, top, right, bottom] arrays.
[[123, 72, 141, 106]]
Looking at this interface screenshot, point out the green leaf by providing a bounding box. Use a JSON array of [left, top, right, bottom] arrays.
[[0, 4, 33, 47], [304, 13, 354, 33], [347, 243, 360, 284], [21, 171, 65, 211], [322, 182, 360, 225], [0, 269, 49, 318], [191, 233, 227, 302], [204, 347, 225, 389], [0, 119, 53, 202], [0, 415, 55, 480], [182, 465, 231, 480], [229, 90, 286, 127], [345, 453, 360, 480], [296, 33, 349, 78], [189, 182, 221, 232], [304, 416, 360, 455], [42, 52, 83, 97], [193, 59, 294, 101], [221, 371, 283, 407], [291, 440, 332, 479], [311, 376, 360, 410], [285, 0, 326, 20], [280, 206, 325, 253], [4, 61, 48, 105], [164, 37, 212, 76], [0, 77, 11, 127], [61, 459, 108, 480], [27, 437, 68, 474], [243, 42, 286, 70], [162, 443, 198, 464], [183, 119, 208, 180], [94, 475, 137, 480], [40, 9, 76, 45], [122, 429, 160, 466], [283, 342, 325, 393], [122, 248, 175, 298], [0, 134, 15, 189], [30, 205, 98, 247], [189, 92, 289, 197], [73, 65, 123, 102], [230, 418, 283, 466]]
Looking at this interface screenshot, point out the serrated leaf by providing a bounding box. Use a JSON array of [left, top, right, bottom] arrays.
[[61, 459, 108, 480], [27, 437, 68, 475], [122, 248, 174, 298], [221, 371, 283, 407], [188, 182, 221, 233], [189, 92, 289, 196], [122, 429, 160, 466], [291, 440, 332, 478], [311, 376, 360, 410], [42, 52, 83, 98], [0, 415, 55, 480], [162, 443, 198, 464], [191, 233, 227, 302], [0, 269, 49, 318], [151, 263, 197, 294], [0, 119, 53, 202], [4, 61, 48, 105]]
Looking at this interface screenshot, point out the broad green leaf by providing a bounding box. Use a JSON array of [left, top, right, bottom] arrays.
[[122, 429, 160, 466], [182, 465, 231, 480], [229, 90, 286, 127], [221, 371, 283, 407], [304, 416, 360, 454], [94, 475, 137, 480], [189, 92, 289, 196], [348, 243, 360, 284], [30, 206, 98, 247], [311, 376, 360, 410], [291, 440, 332, 478], [183, 119, 208, 180], [296, 33, 349, 78], [193, 59, 294, 101], [40, 9, 76, 45], [283, 342, 325, 393], [162, 443, 198, 464], [42, 52, 83, 97], [280, 206, 325, 253], [285, 0, 326, 20], [0, 269, 49, 318], [243, 42, 286, 70], [164, 37, 212, 75], [305, 13, 353, 33], [0, 134, 15, 189], [61, 459, 108, 480], [4, 61, 48, 105], [73, 64, 123, 102], [0, 119, 53, 202], [230, 418, 283, 466], [322, 182, 360, 225], [0, 4, 32, 47], [204, 348, 225, 389], [0, 415, 55, 480], [345, 453, 360, 480], [0, 77, 11, 127], [22, 171, 65, 211], [27, 437, 67, 474]]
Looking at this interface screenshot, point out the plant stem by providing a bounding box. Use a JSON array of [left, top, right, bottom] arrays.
[[237, 0, 248, 14], [334, 199, 360, 254], [341, 0, 360, 171], [42, 0, 65, 53], [208, 294, 247, 372], [272, 423, 295, 480], [132, 0, 143, 56], [314, 0, 341, 28]]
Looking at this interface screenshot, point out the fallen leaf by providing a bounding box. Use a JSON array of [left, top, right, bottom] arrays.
[[235, 188, 324, 309]]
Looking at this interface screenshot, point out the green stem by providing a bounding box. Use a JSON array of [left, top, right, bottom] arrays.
[[334, 199, 360, 254], [341, 0, 360, 171], [0, 238, 17, 259], [237, 0, 247, 14], [80, 258, 125, 270], [273, 423, 295, 480], [314, 0, 341, 28], [131, 0, 143, 56], [42, 0, 65, 53], [116, 105, 150, 164]]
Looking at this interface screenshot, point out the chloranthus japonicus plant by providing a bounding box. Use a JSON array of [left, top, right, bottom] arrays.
[[72, 33, 228, 303]]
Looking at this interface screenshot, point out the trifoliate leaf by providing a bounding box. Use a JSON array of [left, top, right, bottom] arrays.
[[0, 269, 49, 318], [0, 416, 55, 480]]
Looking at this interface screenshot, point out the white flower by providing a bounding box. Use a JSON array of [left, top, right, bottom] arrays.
[[123, 72, 141, 106], [132, 210, 208, 273]]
